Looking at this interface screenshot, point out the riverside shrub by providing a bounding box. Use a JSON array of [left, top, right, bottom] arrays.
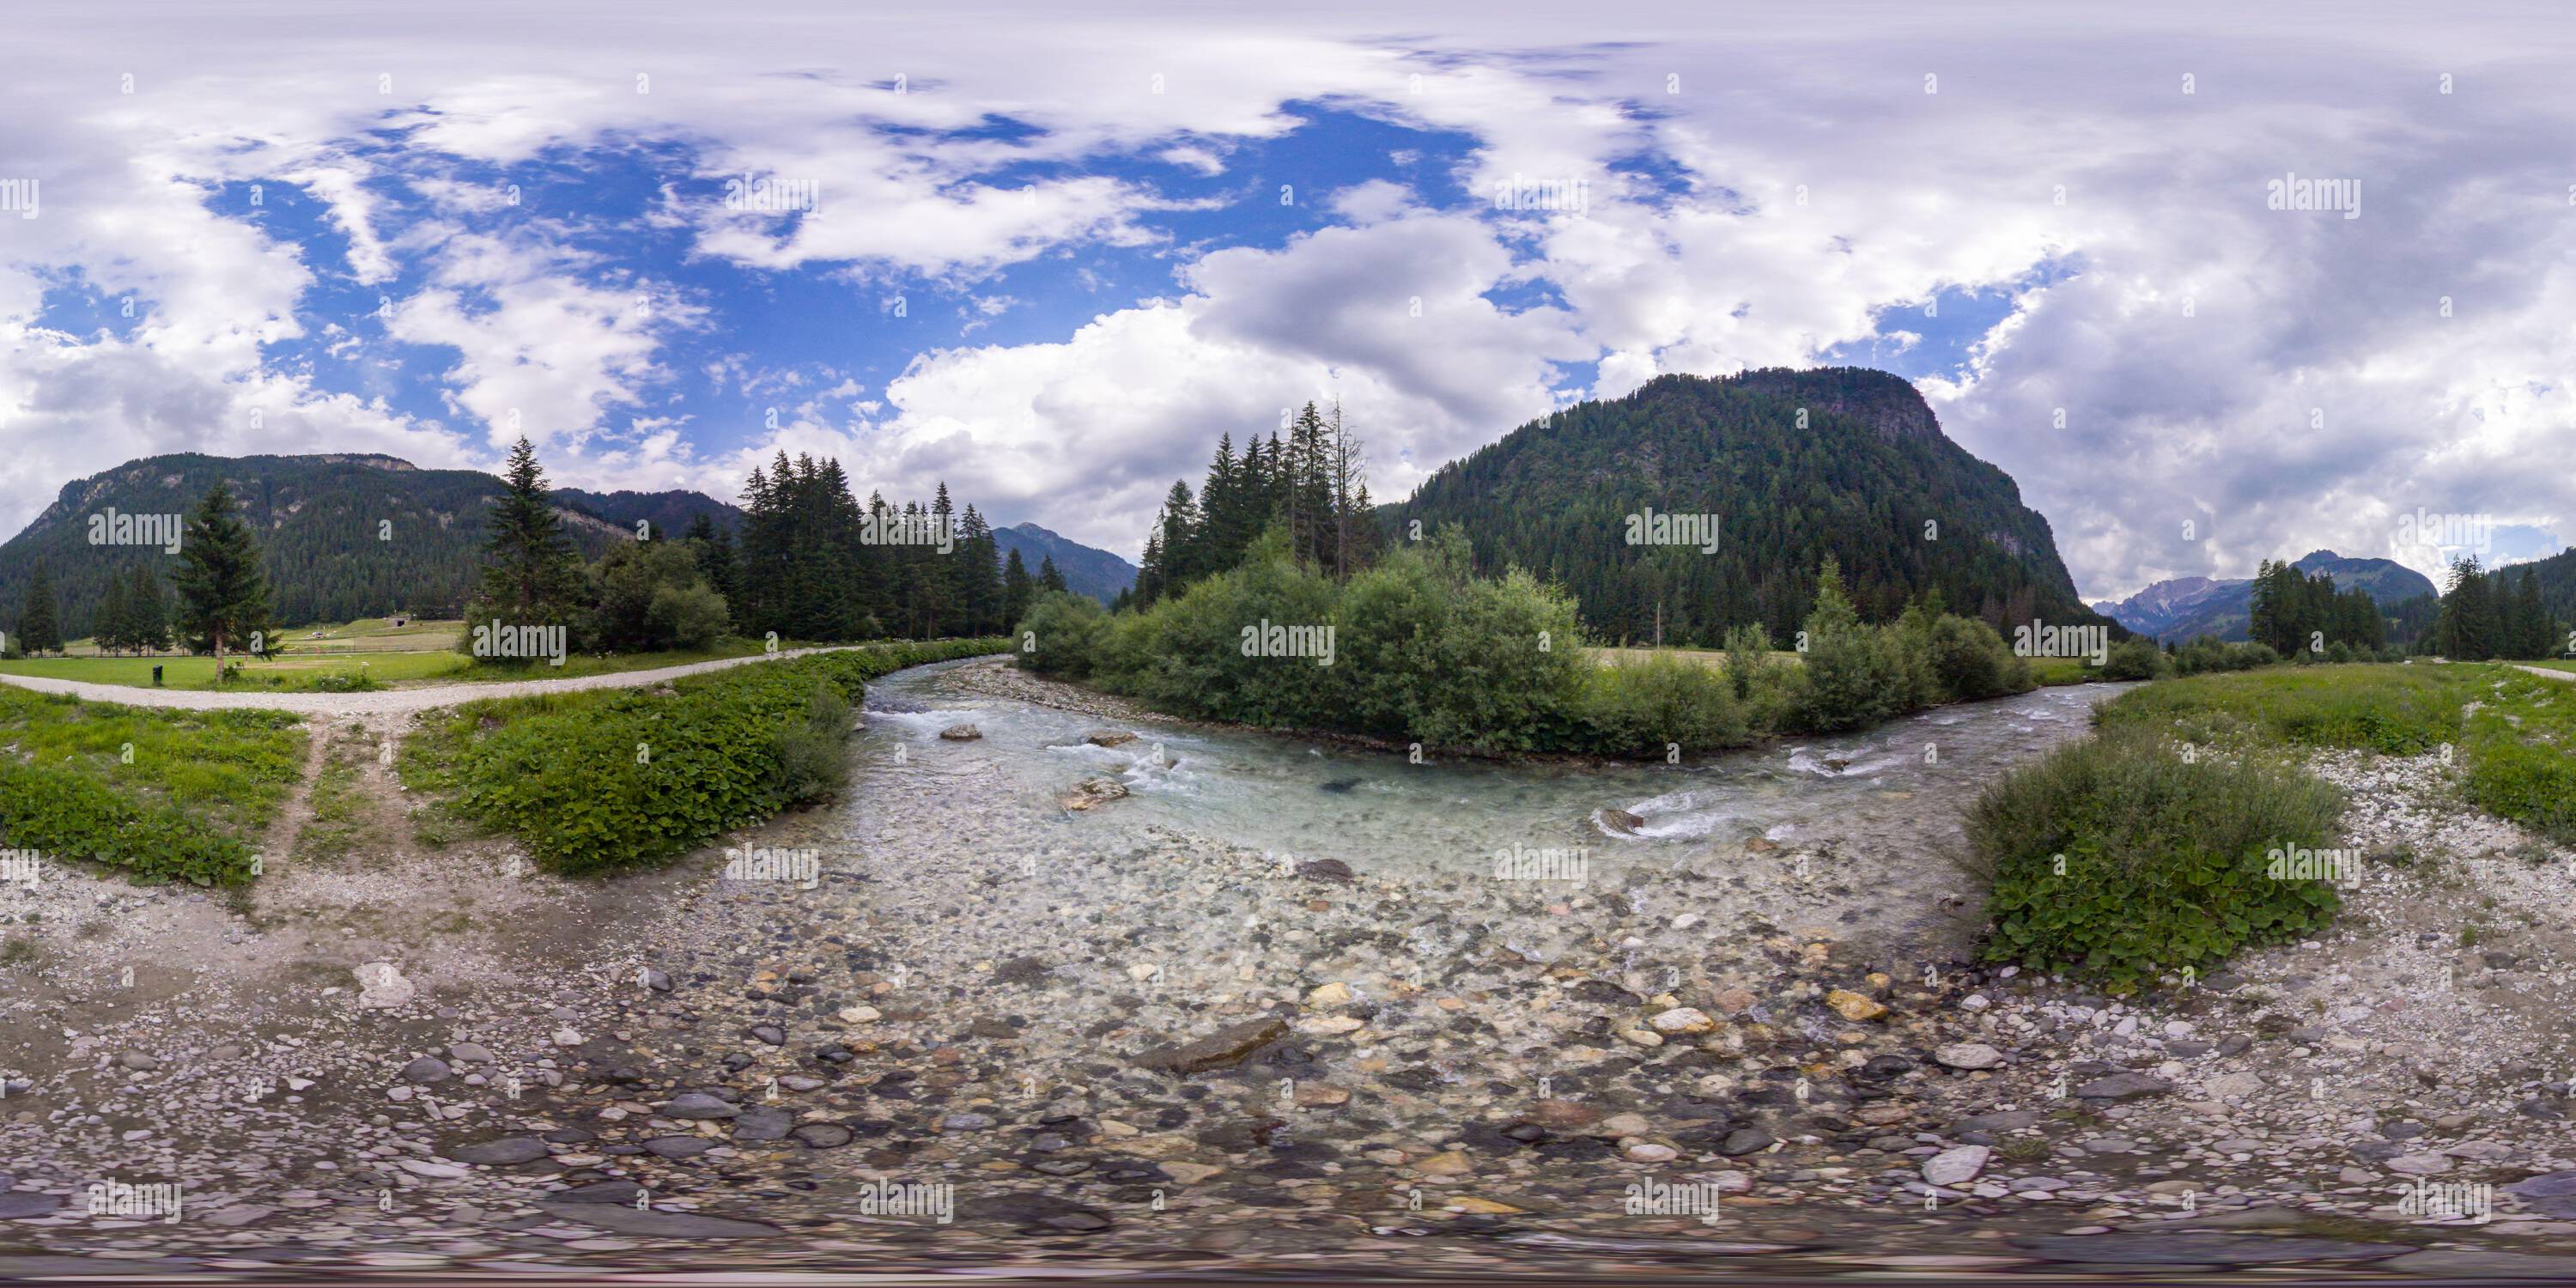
[[414, 638, 1005, 874], [1968, 726, 2343, 991]]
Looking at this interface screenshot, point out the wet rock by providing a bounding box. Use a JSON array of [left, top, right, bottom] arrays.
[[116, 1051, 161, 1072], [1595, 807, 1646, 835], [1826, 989, 1887, 1022], [1084, 731, 1138, 747], [2075, 1072, 2174, 1101], [660, 1091, 741, 1120], [552, 1181, 649, 1205], [993, 956, 1052, 986], [1934, 1042, 2006, 1071], [400, 1056, 453, 1084], [2505, 1171, 2576, 1217], [1134, 1017, 1290, 1074], [2385, 1151, 2451, 1176], [750, 1024, 787, 1046], [1296, 859, 1354, 884], [1650, 1007, 1716, 1035], [447, 1042, 495, 1064], [1720, 1127, 1776, 1156], [733, 1108, 795, 1142], [644, 1135, 717, 1159], [1061, 778, 1129, 811], [1923, 1144, 1990, 1186], [789, 1123, 854, 1148], [450, 1136, 550, 1166], [939, 724, 982, 740], [1528, 1100, 1601, 1130], [1413, 1151, 1475, 1176], [642, 968, 674, 993]]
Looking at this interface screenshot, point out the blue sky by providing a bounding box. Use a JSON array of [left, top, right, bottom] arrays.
[[2, 2, 2570, 598]]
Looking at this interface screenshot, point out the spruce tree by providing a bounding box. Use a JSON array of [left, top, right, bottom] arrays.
[[16, 561, 62, 655], [129, 565, 171, 654], [1039, 554, 1067, 594], [1002, 548, 1034, 629], [96, 572, 131, 655], [172, 482, 276, 671], [471, 437, 585, 643]]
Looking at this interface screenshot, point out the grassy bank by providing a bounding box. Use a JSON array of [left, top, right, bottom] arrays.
[[0, 636, 801, 692], [400, 638, 1006, 874], [1966, 660, 2576, 989], [0, 686, 306, 886]]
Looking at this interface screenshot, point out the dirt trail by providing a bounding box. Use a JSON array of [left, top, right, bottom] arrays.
[[2513, 665, 2576, 683], [0, 642, 892, 715]]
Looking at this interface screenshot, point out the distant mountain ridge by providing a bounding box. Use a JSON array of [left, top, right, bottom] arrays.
[[1392, 367, 2114, 644], [2093, 550, 2439, 641], [993, 522, 1137, 605], [0, 453, 1136, 635]]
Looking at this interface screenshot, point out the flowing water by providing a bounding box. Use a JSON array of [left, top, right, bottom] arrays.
[[859, 660, 2135, 885]]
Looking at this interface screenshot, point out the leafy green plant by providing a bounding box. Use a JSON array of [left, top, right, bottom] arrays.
[[1968, 726, 2345, 991]]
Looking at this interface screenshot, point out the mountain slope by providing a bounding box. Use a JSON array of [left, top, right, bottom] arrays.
[[2098, 551, 2439, 641], [995, 522, 1137, 605], [1391, 368, 2111, 643], [0, 453, 641, 637], [1, 453, 1142, 636]]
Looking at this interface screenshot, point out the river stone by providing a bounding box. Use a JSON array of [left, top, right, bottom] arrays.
[[400, 1056, 453, 1084], [750, 1024, 786, 1045], [552, 1181, 648, 1205], [644, 1135, 718, 1159], [732, 1108, 795, 1142], [539, 1203, 781, 1239], [2075, 1072, 2173, 1101], [1595, 808, 1645, 835], [451, 1136, 550, 1165], [2385, 1151, 2451, 1176], [1061, 778, 1128, 811], [2008, 1233, 2412, 1266], [790, 1123, 854, 1148], [1650, 1007, 1716, 1035], [1085, 730, 1139, 747], [1296, 859, 1355, 884], [1935, 1042, 2007, 1070], [939, 724, 981, 740], [447, 1042, 496, 1064], [1720, 1127, 1776, 1156], [2206, 1072, 2262, 1099], [0, 1194, 63, 1219], [355, 961, 416, 1009], [660, 1091, 740, 1120], [1134, 1017, 1290, 1074], [1826, 989, 1887, 1022], [2505, 1170, 2576, 1217], [116, 1051, 161, 1072], [961, 1192, 1114, 1233], [1923, 1145, 1990, 1186]]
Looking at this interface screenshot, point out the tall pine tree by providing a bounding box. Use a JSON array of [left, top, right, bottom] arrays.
[[172, 482, 276, 670], [15, 561, 62, 655], [470, 438, 586, 639]]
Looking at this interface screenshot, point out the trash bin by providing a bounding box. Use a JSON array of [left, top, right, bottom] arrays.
[[153, 665, 164, 687]]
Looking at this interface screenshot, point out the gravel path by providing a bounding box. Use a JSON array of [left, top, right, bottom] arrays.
[[2515, 664, 2576, 683], [0, 645, 890, 715]]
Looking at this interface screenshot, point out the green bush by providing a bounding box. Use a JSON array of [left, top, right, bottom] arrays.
[[1016, 591, 1109, 679], [1793, 558, 1899, 732], [410, 638, 1005, 873], [0, 688, 302, 886], [0, 759, 258, 885], [1720, 623, 1776, 700], [1928, 614, 2032, 700], [1969, 726, 2344, 990], [1579, 653, 1748, 756], [2100, 637, 2168, 681]]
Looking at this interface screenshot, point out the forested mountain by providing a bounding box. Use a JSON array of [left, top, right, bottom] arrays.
[[0, 453, 633, 636], [0, 453, 1135, 638], [558, 489, 742, 539], [2097, 550, 2439, 642], [993, 523, 1134, 605], [1389, 368, 2111, 644]]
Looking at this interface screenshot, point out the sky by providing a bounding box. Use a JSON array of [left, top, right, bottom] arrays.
[[1, 1, 2569, 600]]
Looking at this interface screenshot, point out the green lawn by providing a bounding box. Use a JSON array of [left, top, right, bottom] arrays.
[[0, 652, 466, 691]]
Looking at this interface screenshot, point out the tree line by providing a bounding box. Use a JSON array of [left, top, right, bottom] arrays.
[[2430, 556, 2563, 661], [2245, 559, 2388, 656], [1132, 400, 1377, 605]]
